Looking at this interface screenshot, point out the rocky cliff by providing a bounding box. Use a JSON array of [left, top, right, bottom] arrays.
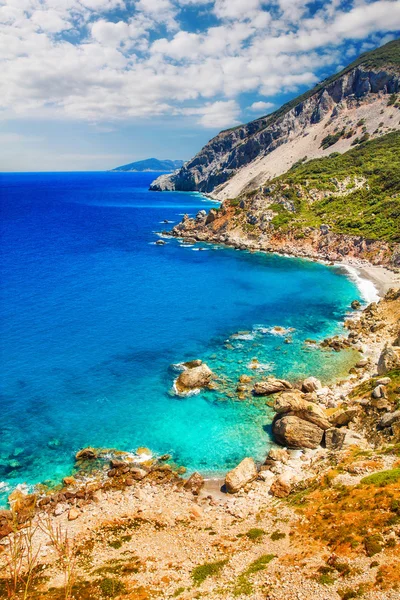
[[151, 40, 400, 200]]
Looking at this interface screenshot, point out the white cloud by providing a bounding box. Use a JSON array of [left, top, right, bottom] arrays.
[[248, 100, 274, 112], [184, 100, 241, 127], [0, 0, 399, 131]]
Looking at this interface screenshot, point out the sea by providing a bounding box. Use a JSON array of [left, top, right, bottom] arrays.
[[0, 171, 370, 503]]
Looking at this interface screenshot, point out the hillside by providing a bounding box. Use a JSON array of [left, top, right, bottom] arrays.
[[150, 39, 400, 199], [112, 158, 184, 172], [170, 131, 400, 266]]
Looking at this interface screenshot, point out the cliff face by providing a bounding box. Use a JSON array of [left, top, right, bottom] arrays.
[[150, 62, 400, 199]]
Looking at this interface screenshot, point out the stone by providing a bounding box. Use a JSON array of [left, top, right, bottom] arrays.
[[273, 391, 331, 430], [329, 407, 360, 427], [159, 454, 171, 461], [54, 504, 68, 516], [355, 359, 368, 368], [68, 508, 80, 521], [75, 447, 97, 460], [129, 468, 148, 480], [301, 377, 322, 393], [378, 410, 400, 429], [372, 385, 386, 399], [266, 448, 290, 463], [270, 475, 292, 498], [351, 300, 361, 309], [273, 415, 324, 449], [225, 457, 257, 493], [63, 476, 76, 486], [325, 427, 366, 450], [175, 363, 214, 394], [183, 472, 204, 495], [253, 378, 292, 396], [377, 345, 400, 375], [376, 377, 391, 385], [110, 459, 128, 469], [8, 490, 36, 521], [155, 239, 166, 245]]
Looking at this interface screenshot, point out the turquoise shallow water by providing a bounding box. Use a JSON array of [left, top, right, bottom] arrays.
[[0, 171, 362, 502]]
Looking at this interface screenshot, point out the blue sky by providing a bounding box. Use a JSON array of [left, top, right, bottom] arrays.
[[0, 0, 399, 171]]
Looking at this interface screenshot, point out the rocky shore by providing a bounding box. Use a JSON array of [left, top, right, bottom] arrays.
[[0, 289, 399, 599]]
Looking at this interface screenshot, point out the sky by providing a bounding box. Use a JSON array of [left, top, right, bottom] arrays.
[[0, 0, 400, 171]]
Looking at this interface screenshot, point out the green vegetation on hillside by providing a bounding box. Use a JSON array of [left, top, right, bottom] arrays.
[[268, 132, 400, 242]]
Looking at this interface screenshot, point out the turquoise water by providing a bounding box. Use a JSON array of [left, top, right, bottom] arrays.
[[0, 171, 362, 502]]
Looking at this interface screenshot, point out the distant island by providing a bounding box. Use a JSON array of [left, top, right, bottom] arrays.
[[112, 158, 185, 172]]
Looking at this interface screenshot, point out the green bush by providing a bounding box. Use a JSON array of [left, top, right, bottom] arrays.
[[191, 559, 228, 585], [361, 468, 400, 487]]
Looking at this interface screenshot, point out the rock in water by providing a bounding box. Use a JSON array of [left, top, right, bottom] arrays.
[[377, 345, 400, 375], [225, 457, 257, 493], [75, 447, 97, 460], [253, 378, 292, 396], [175, 362, 214, 394], [273, 415, 324, 449], [183, 472, 204, 495]]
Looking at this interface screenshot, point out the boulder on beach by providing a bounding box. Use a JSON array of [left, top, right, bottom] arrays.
[[253, 378, 292, 396], [273, 391, 331, 430], [225, 457, 257, 493], [175, 362, 214, 394], [183, 472, 204, 495], [273, 415, 324, 449]]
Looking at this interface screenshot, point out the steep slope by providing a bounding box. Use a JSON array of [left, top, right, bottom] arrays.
[[150, 39, 400, 199], [171, 132, 400, 266], [112, 158, 184, 172]]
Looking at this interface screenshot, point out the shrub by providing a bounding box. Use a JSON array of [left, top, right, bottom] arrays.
[[364, 534, 384, 556], [191, 559, 228, 585], [361, 468, 400, 487], [246, 528, 265, 541], [99, 577, 126, 598], [270, 531, 286, 541]]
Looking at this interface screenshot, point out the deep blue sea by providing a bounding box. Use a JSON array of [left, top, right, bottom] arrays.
[[0, 171, 363, 502]]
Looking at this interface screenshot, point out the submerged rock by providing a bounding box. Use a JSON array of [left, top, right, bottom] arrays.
[[225, 457, 257, 493], [273, 415, 324, 449], [253, 378, 292, 396]]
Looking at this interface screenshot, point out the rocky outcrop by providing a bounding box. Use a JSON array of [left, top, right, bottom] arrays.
[[377, 344, 400, 375], [174, 361, 214, 395], [253, 378, 292, 396], [273, 391, 331, 430], [225, 457, 257, 493], [273, 415, 324, 449]]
